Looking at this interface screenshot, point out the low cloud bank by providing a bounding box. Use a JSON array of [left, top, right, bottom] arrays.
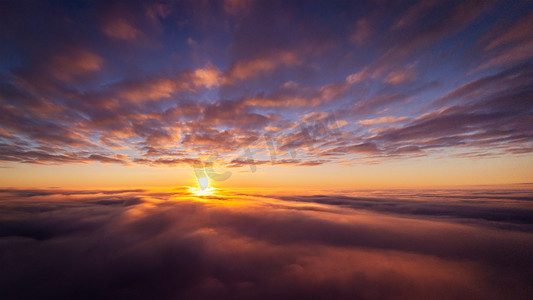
[[0, 188, 532, 299]]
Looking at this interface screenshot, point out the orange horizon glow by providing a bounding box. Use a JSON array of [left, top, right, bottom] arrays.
[[1, 152, 532, 190]]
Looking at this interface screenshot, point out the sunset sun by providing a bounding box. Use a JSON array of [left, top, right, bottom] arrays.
[[189, 176, 215, 196]]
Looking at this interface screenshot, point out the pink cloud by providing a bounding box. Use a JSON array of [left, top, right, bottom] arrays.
[[359, 116, 408, 125], [46, 48, 103, 82], [102, 18, 141, 40], [225, 51, 301, 82]]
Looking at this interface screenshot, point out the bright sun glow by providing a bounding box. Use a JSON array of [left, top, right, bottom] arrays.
[[189, 176, 215, 196], [189, 186, 216, 196]]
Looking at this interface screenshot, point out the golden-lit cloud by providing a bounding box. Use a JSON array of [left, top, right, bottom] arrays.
[[359, 116, 408, 125], [224, 0, 254, 15], [225, 51, 300, 82], [350, 19, 373, 45], [46, 48, 103, 82], [384, 64, 417, 84], [193, 64, 222, 88], [102, 18, 141, 40]]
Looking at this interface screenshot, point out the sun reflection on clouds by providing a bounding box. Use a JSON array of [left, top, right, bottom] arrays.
[[189, 172, 217, 196], [189, 186, 216, 196]]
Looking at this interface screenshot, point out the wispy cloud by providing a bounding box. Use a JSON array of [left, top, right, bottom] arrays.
[[0, 0, 531, 169]]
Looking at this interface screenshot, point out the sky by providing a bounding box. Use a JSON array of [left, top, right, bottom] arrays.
[[1, 0, 533, 188]]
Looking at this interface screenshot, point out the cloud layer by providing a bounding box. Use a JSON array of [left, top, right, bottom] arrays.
[[0, 188, 532, 299]]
